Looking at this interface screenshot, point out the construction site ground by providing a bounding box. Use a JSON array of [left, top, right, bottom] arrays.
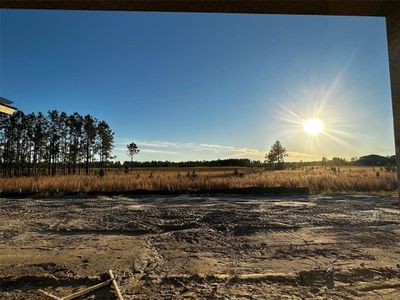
[[0, 194, 399, 299]]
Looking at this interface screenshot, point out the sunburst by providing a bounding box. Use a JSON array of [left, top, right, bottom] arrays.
[[303, 118, 325, 135]]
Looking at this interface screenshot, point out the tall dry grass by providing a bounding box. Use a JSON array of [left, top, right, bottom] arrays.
[[0, 167, 397, 195]]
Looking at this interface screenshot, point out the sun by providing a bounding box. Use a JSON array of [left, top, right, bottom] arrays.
[[303, 118, 325, 135]]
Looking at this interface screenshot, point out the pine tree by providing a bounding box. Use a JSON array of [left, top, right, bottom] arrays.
[[265, 140, 288, 170], [96, 121, 114, 174], [83, 114, 97, 175], [127, 142, 140, 171]]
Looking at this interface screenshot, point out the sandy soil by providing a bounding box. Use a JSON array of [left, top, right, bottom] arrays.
[[0, 194, 399, 299]]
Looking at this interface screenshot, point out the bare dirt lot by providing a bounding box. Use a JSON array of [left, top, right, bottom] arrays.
[[0, 194, 399, 299]]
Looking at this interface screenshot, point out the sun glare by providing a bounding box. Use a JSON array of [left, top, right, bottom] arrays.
[[303, 118, 325, 135]]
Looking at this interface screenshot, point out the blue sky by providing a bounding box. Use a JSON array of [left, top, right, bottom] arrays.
[[0, 9, 395, 162]]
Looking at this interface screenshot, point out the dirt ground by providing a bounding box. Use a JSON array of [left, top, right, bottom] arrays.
[[0, 194, 399, 299]]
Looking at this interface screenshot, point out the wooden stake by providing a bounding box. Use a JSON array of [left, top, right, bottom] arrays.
[[61, 278, 113, 300], [38, 289, 62, 300], [109, 269, 124, 300], [38, 270, 123, 300]]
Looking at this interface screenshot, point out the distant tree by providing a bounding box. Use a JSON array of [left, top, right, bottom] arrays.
[[83, 114, 98, 175], [13, 111, 26, 176], [127, 142, 140, 171], [31, 112, 47, 176], [265, 140, 288, 170], [68, 113, 83, 174], [332, 157, 346, 166], [321, 157, 328, 166], [47, 110, 62, 176], [58, 112, 69, 175], [96, 121, 114, 174]]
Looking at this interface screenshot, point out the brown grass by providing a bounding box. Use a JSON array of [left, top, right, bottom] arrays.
[[0, 166, 397, 195]]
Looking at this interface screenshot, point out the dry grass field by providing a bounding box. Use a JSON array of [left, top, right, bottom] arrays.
[[0, 166, 397, 195]]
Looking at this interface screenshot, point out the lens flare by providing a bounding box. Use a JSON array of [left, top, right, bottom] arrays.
[[279, 97, 353, 154], [277, 66, 356, 157], [303, 118, 324, 135]]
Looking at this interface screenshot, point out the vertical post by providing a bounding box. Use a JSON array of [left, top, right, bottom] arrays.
[[386, 10, 400, 197]]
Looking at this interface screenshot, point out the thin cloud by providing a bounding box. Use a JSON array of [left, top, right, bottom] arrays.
[[286, 151, 321, 162], [140, 149, 181, 155]]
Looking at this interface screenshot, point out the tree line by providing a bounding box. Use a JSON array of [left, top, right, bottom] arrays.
[[0, 110, 114, 177], [120, 158, 264, 169]]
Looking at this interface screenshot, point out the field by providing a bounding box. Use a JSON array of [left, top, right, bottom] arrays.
[[0, 194, 399, 299], [0, 166, 397, 195]]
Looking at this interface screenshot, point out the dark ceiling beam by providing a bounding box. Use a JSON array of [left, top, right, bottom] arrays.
[[1, 0, 400, 17]]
